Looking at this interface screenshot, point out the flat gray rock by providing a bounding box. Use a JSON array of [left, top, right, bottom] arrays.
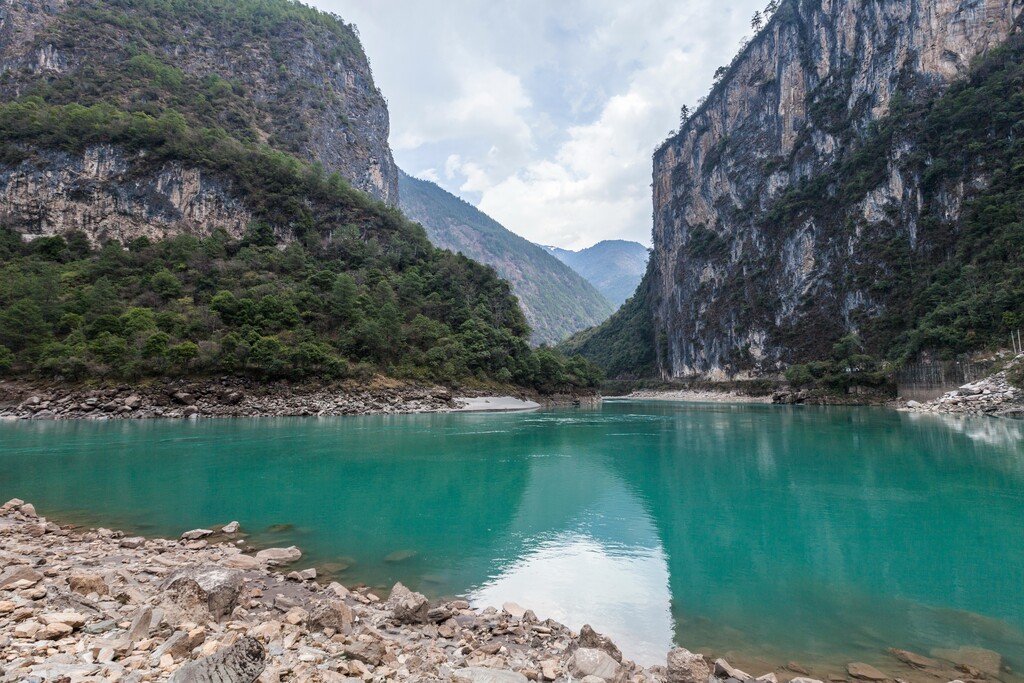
[[452, 667, 529, 683]]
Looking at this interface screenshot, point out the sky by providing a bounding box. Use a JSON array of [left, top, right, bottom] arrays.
[[315, 0, 767, 250]]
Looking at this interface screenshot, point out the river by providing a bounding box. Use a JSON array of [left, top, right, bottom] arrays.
[[1, 401, 1022, 674]]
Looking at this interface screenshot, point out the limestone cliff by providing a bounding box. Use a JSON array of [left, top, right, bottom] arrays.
[[0, 0, 398, 222], [0, 145, 253, 245], [648, 0, 1024, 379]]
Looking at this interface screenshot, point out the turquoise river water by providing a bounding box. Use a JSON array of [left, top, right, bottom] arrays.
[[1, 401, 1023, 672]]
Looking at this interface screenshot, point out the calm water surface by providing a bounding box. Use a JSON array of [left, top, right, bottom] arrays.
[[1, 402, 1023, 671]]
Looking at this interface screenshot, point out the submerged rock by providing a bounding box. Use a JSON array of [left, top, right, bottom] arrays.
[[932, 647, 1002, 677], [847, 663, 887, 681]]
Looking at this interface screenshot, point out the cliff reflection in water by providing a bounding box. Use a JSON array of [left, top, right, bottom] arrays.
[[467, 451, 674, 665]]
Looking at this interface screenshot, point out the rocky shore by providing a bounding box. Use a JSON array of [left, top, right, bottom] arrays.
[[0, 378, 589, 421], [614, 390, 770, 404], [902, 356, 1023, 418], [0, 500, 1006, 683]]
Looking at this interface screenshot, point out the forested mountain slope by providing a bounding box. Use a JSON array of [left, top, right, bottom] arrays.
[[568, 0, 1024, 380], [399, 171, 615, 345], [545, 241, 649, 308], [0, 0, 600, 391]]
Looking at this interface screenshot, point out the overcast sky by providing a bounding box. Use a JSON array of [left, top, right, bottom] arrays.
[[314, 0, 767, 249]]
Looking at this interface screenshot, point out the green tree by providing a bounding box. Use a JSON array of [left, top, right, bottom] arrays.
[[167, 341, 199, 368], [150, 269, 183, 299], [0, 344, 14, 374], [0, 300, 49, 352]]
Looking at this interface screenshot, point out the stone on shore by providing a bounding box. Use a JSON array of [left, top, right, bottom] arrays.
[[222, 521, 241, 533], [715, 658, 752, 680], [255, 546, 302, 565], [667, 648, 710, 683], [0, 564, 43, 590], [309, 599, 353, 633], [39, 611, 87, 628], [169, 635, 266, 682], [68, 571, 109, 596], [567, 647, 622, 682], [222, 553, 261, 570], [182, 528, 214, 540], [388, 581, 430, 623], [789, 678, 825, 683], [578, 623, 623, 663], [163, 566, 243, 622], [503, 601, 527, 618], [453, 667, 529, 683]]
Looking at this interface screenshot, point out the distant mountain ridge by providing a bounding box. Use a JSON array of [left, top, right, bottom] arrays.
[[398, 171, 614, 345], [544, 241, 649, 308]]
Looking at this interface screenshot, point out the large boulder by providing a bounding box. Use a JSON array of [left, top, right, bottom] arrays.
[[162, 567, 243, 622], [169, 635, 265, 682], [387, 582, 429, 624], [567, 648, 622, 682], [667, 648, 710, 683]]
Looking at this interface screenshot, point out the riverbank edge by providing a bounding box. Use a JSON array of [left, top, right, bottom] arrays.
[[0, 500, 996, 683], [0, 376, 598, 421], [0, 498, 678, 683]]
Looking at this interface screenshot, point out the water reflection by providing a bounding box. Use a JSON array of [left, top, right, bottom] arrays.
[[468, 451, 674, 665]]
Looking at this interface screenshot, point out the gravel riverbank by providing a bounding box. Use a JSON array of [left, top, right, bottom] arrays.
[[0, 378, 582, 421], [611, 390, 770, 404], [0, 500, 1003, 683]]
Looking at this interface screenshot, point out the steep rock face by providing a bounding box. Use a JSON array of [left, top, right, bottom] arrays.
[[651, 0, 1022, 379], [0, 146, 253, 245], [0, 0, 398, 206]]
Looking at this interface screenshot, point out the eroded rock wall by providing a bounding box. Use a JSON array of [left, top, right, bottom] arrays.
[[651, 0, 1022, 378], [0, 146, 253, 245], [0, 0, 398, 206]]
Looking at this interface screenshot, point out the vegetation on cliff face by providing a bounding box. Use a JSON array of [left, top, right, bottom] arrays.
[[569, 29, 1024, 380], [763, 34, 1024, 363], [0, 218, 600, 391], [0, 0, 398, 203], [0, 0, 602, 392], [559, 262, 658, 379], [398, 171, 614, 345]]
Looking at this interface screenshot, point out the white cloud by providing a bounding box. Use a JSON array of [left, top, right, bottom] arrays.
[[314, 0, 768, 248]]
